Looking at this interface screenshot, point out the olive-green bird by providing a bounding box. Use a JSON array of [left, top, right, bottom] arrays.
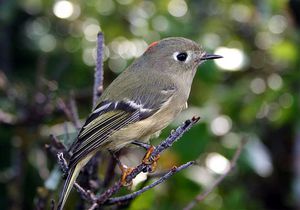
[[57, 37, 222, 209]]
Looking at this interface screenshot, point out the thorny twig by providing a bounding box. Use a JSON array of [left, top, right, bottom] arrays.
[[183, 140, 246, 210]]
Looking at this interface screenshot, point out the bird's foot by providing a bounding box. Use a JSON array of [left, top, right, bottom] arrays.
[[142, 146, 160, 173], [120, 164, 134, 187], [108, 150, 133, 187]]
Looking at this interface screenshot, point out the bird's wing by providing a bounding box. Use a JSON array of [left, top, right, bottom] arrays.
[[67, 85, 176, 169]]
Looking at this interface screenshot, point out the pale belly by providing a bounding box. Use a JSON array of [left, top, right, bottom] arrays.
[[105, 101, 185, 151]]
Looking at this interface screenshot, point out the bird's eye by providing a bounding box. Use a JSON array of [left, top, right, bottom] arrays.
[[176, 52, 188, 62]]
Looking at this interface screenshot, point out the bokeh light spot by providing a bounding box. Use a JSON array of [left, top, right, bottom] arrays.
[[268, 15, 287, 34], [279, 93, 293, 108], [206, 153, 230, 174], [210, 115, 232, 136], [250, 78, 266, 94], [246, 138, 273, 177], [267, 73, 283, 90], [39, 34, 56, 52], [108, 58, 127, 73], [53, 0, 74, 19], [21, 0, 42, 15], [186, 166, 214, 187], [25, 18, 50, 40], [202, 33, 221, 50], [152, 16, 169, 32], [255, 32, 280, 50], [96, 0, 115, 16], [83, 24, 101, 42], [222, 132, 241, 149], [82, 48, 96, 66], [214, 47, 246, 71], [168, 0, 188, 17], [230, 4, 251, 23]]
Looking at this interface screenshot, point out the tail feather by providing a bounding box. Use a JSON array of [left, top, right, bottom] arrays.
[[57, 153, 94, 210], [57, 165, 80, 210]]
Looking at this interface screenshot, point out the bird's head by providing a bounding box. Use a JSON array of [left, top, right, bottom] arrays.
[[140, 37, 222, 75]]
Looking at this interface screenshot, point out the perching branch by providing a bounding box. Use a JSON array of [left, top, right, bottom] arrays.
[[89, 116, 201, 207], [106, 161, 195, 205], [183, 140, 246, 210], [125, 117, 200, 181]]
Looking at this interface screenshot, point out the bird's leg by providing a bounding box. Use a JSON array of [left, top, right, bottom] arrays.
[[108, 150, 133, 187], [131, 140, 152, 150], [131, 141, 160, 173]]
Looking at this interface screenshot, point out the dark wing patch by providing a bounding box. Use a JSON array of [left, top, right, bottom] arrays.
[[67, 100, 153, 169]]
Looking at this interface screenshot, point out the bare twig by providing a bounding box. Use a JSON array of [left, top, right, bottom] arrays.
[[106, 161, 195, 205], [88, 203, 98, 210], [183, 140, 246, 210], [78, 33, 105, 208], [56, 151, 98, 203], [74, 182, 95, 202], [57, 153, 68, 175], [69, 92, 81, 130], [50, 199, 55, 210], [96, 181, 123, 204], [149, 117, 200, 161], [93, 32, 104, 108], [48, 33, 105, 210], [45, 135, 67, 158], [57, 98, 81, 130], [102, 156, 117, 188]]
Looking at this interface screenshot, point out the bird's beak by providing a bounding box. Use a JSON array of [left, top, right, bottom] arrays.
[[200, 53, 223, 61]]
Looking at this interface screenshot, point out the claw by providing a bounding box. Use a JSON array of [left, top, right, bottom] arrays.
[[142, 146, 160, 173], [120, 165, 134, 187]]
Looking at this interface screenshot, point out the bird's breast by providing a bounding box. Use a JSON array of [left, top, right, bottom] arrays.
[[106, 97, 186, 151]]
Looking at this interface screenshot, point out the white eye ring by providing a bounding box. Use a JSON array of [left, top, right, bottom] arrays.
[[172, 51, 192, 63]]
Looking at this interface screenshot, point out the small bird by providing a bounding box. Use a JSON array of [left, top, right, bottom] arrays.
[[57, 37, 222, 209]]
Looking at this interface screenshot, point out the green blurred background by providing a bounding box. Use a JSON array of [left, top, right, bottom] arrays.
[[1, 0, 300, 209]]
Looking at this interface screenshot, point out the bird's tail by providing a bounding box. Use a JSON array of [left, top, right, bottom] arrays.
[[57, 164, 80, 210]]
